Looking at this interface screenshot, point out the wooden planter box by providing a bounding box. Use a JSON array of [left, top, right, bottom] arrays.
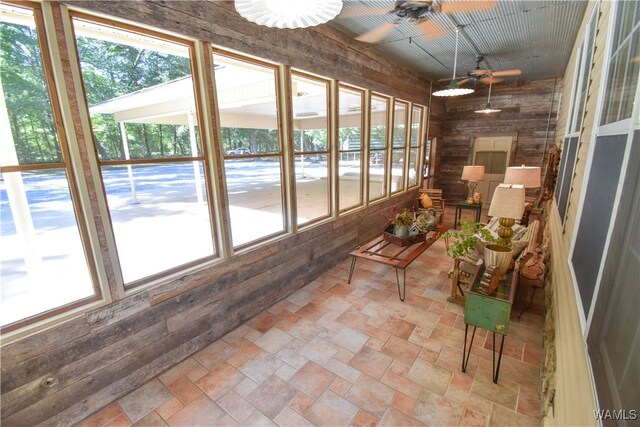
[[382, 224, 425, 247]]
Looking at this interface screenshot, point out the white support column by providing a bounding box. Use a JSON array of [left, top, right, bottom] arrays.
[[0, 82, 42, 273], [118, 121, 137, 204], [188, 111, 204, 203]]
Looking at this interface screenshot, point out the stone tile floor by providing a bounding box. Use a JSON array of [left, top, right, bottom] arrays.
[[77, 236, 543, 427]]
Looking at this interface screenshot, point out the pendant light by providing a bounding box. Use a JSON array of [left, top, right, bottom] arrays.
[[235, 0, 343, 29], [475, 76, 501, 113], [433, 28, 474, 97]]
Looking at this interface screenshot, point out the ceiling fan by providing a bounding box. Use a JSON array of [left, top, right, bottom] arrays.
[[346, 0, 497, 44], [440, 55, 522, 86]]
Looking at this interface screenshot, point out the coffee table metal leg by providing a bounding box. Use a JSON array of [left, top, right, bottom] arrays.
[[347, 256, 357, 284], [395, 268, 406, 301]]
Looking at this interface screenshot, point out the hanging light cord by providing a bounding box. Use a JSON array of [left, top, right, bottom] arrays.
[[487, 77, 493, 103], [452, 28, 460, 80]]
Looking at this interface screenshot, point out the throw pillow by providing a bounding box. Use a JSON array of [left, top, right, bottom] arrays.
[[511, 239, 529, 259], [420, 193, 433, 208]]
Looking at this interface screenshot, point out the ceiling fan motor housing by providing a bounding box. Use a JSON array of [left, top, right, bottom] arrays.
[[394, 0, 434, 22]]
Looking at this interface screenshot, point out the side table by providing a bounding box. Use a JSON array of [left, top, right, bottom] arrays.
[[462, 266, 518, 383], [454, 201, 482, 229]]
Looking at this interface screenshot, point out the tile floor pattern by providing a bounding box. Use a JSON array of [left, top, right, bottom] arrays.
[[77, 238, 544, 427]]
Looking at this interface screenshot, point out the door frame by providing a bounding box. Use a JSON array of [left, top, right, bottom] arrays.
[[469, 133, 518, 202]]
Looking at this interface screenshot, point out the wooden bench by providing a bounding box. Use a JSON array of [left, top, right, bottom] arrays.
[[417, 188, 445, 223]]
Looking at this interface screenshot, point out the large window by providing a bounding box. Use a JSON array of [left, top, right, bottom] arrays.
[[72, 14, 215, 286], [368, 93, 389, 201], [408, 105, 424, 187], [214, 51, 285, 247], [338, 85, 364, 211], [1, 3, 97, 328], [391, 100, 409, 193], [567, 5, 599, 135], [291, 72, 331, 226], [600, 0, 639, 125]]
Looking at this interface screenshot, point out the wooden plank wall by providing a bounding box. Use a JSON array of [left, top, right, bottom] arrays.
[[0, 1, 430, 425], [432, 79, 562, 202]]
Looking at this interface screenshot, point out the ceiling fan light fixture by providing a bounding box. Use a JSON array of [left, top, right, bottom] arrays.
[[475, 102, 501, 113], [433, 27, 474, 97], [433, 79, 474, 97], [235, 0, 343, 29]]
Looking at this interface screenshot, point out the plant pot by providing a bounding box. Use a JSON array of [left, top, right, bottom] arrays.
[[394, 225, 409, 238], [484, 244, 512, 279]]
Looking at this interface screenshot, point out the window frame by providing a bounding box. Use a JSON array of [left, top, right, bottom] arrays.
[[337, 82, 365, 213], [70, 11, 220, 289], [290, 69, 332, 227], [367, 92, 391, 203], [213, 47, 289, 250], [407, 103, 425, 189], [390, 99, 410, 195], [0, 1, 102, 332]]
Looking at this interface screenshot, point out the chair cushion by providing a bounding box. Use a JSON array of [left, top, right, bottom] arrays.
[[419, 193, 433, 208]]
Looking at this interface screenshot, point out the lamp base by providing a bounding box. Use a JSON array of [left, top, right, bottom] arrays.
[[466, 181, 478, 203], [497, 217, 515, 246]]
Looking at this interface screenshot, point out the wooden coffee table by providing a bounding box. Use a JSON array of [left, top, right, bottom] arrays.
[[347, 225, 447, 301]]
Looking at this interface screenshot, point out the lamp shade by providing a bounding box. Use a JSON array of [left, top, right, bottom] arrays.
[[462, 165, 485, 181], [488, 184, 525, 219], [235, 0, 343, 29], [504, 165, 541, 188]]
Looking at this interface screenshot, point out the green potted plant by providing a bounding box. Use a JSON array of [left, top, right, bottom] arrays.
[[440, 221, 498, 259], [390, 208, 413, 237]]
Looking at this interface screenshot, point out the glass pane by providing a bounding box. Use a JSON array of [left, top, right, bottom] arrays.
[[408, 148, 419, 187], [292, 74, 329, 153], [393, 101, 408, 147], [620, 30, 639, 120], [338, 86, 363, 152], [339, 152, 362, 210], [295, 155, 329, 225], [369, 150, 387, 201], [215, 54, 281, 155], [410, 106, 422, 147], [491, 152, 507, 174], [1, 5, 62, 165], [102, 162, 214, 283], [73, 18, 198, 161], [391, 148, 405, 193], [1, 170, 94, 326], [370, 95, 388, 149], [224, 158, 284, 246]]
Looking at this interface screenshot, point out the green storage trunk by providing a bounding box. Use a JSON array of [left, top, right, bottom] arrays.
[[464, 268, 517, 336]]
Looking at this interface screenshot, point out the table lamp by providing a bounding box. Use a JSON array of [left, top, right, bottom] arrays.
[[504, 165, 541, 225], [488, 184, 526, 246], [504, 165, 541, 189], [461, 165, 485, 203]]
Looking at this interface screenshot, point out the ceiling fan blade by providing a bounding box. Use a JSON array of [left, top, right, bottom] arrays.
[[355, 22, 396, 44], [338, 6, 393, 19], [440, 0, 497, 14], [480, 76, 502, 84], [458, 78, 472, 86], [416, 19, 447, 39], [491, 69, 522, 77]]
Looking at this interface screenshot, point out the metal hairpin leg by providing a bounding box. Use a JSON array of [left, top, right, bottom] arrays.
[[347, 256, 357, 284], [517, 286, 538, 320], [492, 332, 505, 383], [395, 268, 406, 301], [462, 323, 476, 373]]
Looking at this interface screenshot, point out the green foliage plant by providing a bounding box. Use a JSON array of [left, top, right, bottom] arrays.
[[440, 221, 498, 259]]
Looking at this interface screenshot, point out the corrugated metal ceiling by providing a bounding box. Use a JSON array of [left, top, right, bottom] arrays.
[[329, 0, 587, 83]]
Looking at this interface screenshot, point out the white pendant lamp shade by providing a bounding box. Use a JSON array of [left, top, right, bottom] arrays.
[[235, 0, 343, 29], [474, 77, 500, 113], [433, 28, 474, 97], [504, 165, 541, 188]]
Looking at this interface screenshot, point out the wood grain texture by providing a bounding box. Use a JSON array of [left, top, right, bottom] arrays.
[[432, 79, 561, 202]]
